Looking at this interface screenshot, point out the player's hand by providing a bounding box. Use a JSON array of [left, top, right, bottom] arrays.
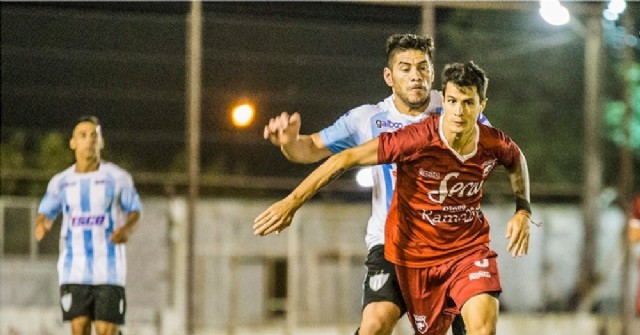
[[263, 112, 302, 146], [110, 226, 132, 244], [505, 210, 530, 257], [35, 215, 53, 242], [253, 197, 298, 236]]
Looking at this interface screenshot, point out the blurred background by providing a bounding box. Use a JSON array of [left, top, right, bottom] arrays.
[[1, 1, 639, 335]]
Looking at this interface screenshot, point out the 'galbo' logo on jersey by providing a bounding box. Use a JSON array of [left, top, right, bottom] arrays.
[[375, 119, 403, 129]]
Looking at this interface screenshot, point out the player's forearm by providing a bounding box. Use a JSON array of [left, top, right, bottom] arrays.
[[122, 211, 141, 233], [34, 213, 54, 241], [509, 152, 531, 213], [286, 152, 352, 206], [280, 134, 331, 164], [35, 213, 49, 227], [287, 140, 378, 206]]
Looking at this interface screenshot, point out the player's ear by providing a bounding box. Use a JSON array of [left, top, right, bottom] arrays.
[[383, 67, 393, 88], [429, 63, 435, 83], [480, 98, 488, 112], [96, 125, 105, 149], [69, 137, 76, 150]]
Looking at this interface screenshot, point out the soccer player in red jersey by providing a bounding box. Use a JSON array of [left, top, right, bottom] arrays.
[[629, 194, 640, 316], [254, 61, 531, 335]]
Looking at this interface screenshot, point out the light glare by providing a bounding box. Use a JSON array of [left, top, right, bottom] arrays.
[[607, 0, 626, 15], [356, 168, 373, 188], [539, 0, 570, 26], [232, 104, 255, 128], [602, 9, 619, 22]]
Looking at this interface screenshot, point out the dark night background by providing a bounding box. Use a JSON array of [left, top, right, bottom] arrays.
[[2, 1, 639, 198]]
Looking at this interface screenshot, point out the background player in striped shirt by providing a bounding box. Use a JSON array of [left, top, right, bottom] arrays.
[[263, 33, 487, 335], [255, 61, 531, 335], [35, 116, 142, 335]]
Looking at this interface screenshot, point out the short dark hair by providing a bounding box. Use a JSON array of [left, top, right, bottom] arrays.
[[385, 33, 434, 67], [441, 61, 489, 101], [73, 116, 102, 136], [74, 115, 101, 128]]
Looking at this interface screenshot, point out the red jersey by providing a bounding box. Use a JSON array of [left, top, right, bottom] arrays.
[[632, 196, 640, 221], [378, 114, 522, 267]]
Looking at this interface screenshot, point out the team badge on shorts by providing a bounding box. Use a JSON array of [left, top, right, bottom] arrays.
[[368, 272, 389, 292], [474, 258, 489, 267], [413, 314, 429, 334], [61, 293, 72, 312]]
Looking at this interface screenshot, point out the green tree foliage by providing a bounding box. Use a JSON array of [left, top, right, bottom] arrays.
[[604, 62, 640, 154], [34, 132, 74, 172], [22, 132, 75, 195]]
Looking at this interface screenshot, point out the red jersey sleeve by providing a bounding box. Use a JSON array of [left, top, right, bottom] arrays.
[[479, 124, 522, 172], [377, 117, 438, 164], [633, 196, 640, 221]]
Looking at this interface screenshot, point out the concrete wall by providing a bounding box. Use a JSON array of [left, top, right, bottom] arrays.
[[1, 196, 638, 334]]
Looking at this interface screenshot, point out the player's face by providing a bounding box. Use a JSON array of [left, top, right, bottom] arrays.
[[384, 50, 434, 111], [70, 122, 103, 160], [442, 82, 486, 135]]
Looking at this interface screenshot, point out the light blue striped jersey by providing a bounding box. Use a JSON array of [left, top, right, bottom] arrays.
[[37, 161, 142, 286], [319, 92, 491, 250]]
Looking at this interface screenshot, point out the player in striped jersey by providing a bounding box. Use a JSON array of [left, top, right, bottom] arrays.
[[35, 116, 142, 335], [262, 34, 488, 335], [255, 61, 532, 335]]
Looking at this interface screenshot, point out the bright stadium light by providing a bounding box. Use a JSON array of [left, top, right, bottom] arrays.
[[603, 0, 626, 21], [355, 167, 373, 188], [607, 0, 626, 15], [539, 0, 570, 26], [231, 103, 255, 128]]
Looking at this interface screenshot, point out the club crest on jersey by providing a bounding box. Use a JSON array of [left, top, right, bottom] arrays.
[[368, 272, 390, 292], [71, 215, 106, 227], [482, 159, 498, 177], [474, 259, 489, 268], [413, 314, 429, 334]]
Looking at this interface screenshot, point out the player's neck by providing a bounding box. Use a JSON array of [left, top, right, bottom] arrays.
[[445, 128, 476, 155], [75, 157, 100, 173], [394, 98, 429, 117]]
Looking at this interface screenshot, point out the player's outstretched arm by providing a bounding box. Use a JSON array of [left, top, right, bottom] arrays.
[[34, 213, 54, 242], [254, 138, 379, 236], [263, 112, 332, 164], [505, 151, 531, 258]]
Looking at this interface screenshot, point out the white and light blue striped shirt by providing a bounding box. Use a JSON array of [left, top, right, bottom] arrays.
[[38, 161, 142, 286], [319, 92, 490, 250]]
